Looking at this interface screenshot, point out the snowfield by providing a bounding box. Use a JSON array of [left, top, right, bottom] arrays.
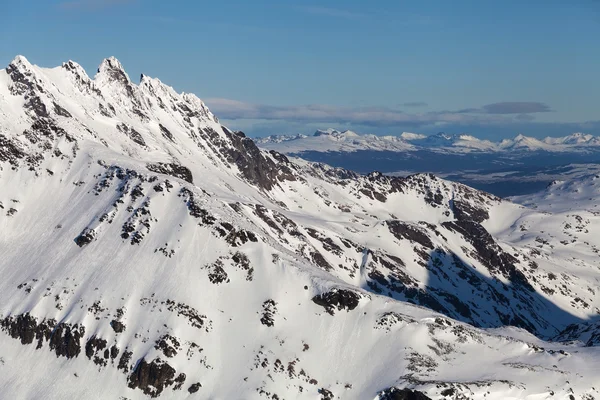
[[1, 56, 600, 399]]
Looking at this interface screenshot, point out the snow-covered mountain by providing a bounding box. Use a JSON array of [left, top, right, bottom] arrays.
[[2, 56, 600, 399], [257, 129, 600, 154], [256, 128, 414, 153]]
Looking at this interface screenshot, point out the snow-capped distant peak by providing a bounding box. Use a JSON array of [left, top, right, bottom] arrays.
[[399, 132, 427, 140], [258, 128, 600, 155]]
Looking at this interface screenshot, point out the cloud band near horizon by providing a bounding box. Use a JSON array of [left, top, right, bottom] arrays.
[[204, 99, 553, 129]]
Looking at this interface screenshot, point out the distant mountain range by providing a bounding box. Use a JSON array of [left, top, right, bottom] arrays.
[[256, 128, 600, 154]]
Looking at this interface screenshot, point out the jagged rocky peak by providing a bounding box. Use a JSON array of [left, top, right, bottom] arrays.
[[8, 55, 33, 70], [62, 59, 89, 78], [181, 92, 218, 123], [97, 56, 125, 74], [6, 55, 39, 88], [95, 56, 132, 87]]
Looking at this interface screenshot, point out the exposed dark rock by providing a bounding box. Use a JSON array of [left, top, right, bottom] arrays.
[[159, 124, 175, 142], [0, 134, 26, 166], [2, 314, 38, 345], [147, 162, 193, 184], [312, 289, 362, 315], [208, 260, 229, 284], [441, 219, 531, 289], [306, 228, 343, 256], [48, 322, 85, 359], [173, 373, 186, 390], [232, 251, 253, 281], [85, 336, 109, 366], [387, 221, 434, 249], [155, 334, 181, 358], [260, 300, 277, 327], [163, 299, 209, 331], [74, 228, 96, 247], [310, 251, 333, 271], [215, 222, 258, 247], [118, 350, 133, 372], [117, 123, 146, 147], [218, 126, 296, 191], [110, 345, 119, 360], [97, 58, 138, 102], [85, 336, 107, 360], [452, 200, 489, 223], [53, 102, 72, 118], [188, 382, 202, 393], [378, 387, 432, 400], [178, 188, 215, 225], [318, 388, 334, 399], [127, 358, 178, 398]]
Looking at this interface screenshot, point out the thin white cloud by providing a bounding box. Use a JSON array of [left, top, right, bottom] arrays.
[[458, 102, 552, 115]]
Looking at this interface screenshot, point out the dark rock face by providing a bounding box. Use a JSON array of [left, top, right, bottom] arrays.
[[219, 126, 296, 191], [49, 322, 85, 359], [75, 228, 96, 247], [2, 314, 49, 347], [118, 350, 133, 372], [318, 388, 335, 399], [2, 314, 83, 359], [159, 124, 175, 142], [117, 123, 146, 146], [6, 59, 45, 96], [85, 336, 110, 367], [127, 358, 180, 398], [441, 219, 529, 288], [387, 221, 434, 249], [0, 134, 26, 166], [178, 188, 216, 225], [97, 58, 138, 103], [214, 222, 258, 247], [452, 200, 489, 223], [1, 314, 55, 349], [260, 299, 277, 327], [53, 102, 72, 118], [147, 162, 193, 184], [155, 334, 181, 358], [2, 314, 85, 359], [312, 289, 362, 315], [378, 387, 432, 400], [110, 319, 126, 333], [24, 118, 73, 143], [188, 382, 202, 393]]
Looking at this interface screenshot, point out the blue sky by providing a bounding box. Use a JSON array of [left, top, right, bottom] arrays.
[[2, 0, 600, 138]]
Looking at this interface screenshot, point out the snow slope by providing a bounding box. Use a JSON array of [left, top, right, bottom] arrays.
[[1, 56, 600, 399]]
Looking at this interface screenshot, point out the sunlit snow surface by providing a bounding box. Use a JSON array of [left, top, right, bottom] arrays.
[[1, 56, 600, 399]]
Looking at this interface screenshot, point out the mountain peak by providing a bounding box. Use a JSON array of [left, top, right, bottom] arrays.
[[6, 55, 35, 74], [97, 56, 124, 73], [9, 55, 31, 67], [95, 56, 133, 88], [313, 128, 338, 137], [514, 133, 528, 141]]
